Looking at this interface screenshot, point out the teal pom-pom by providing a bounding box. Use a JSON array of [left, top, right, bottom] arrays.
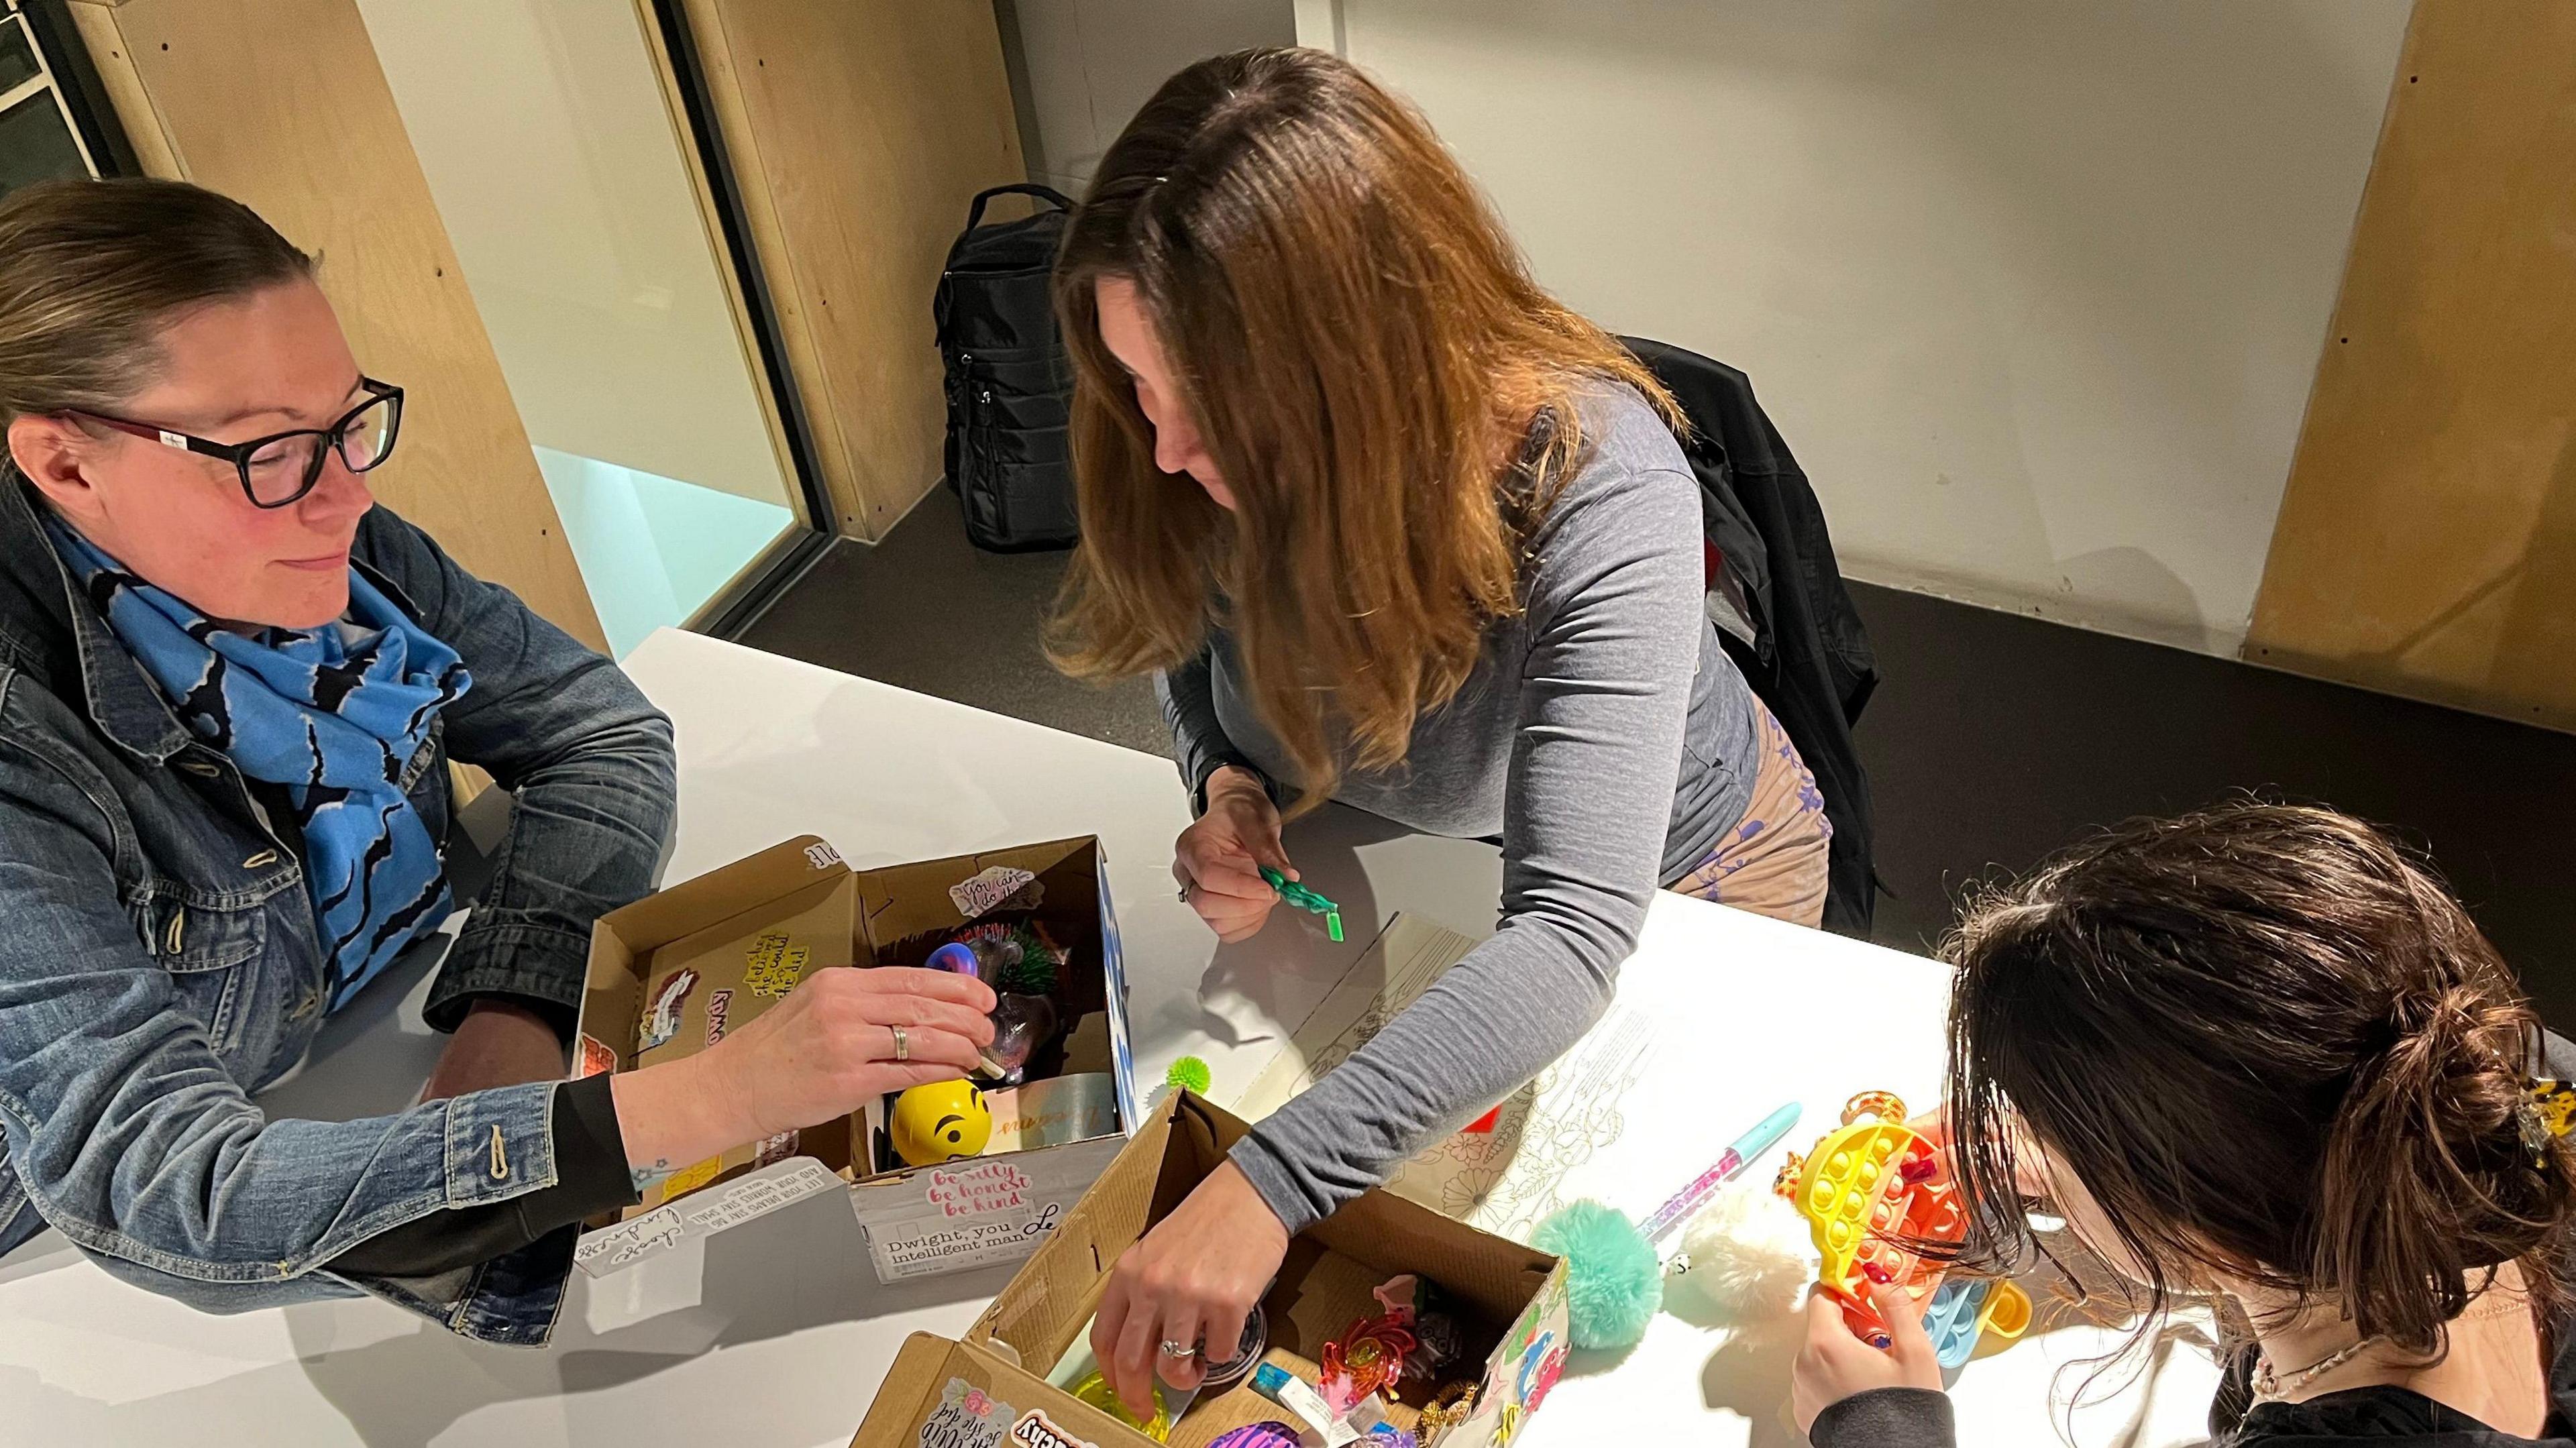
[[1534, 1199, 1662, 1349], [1166, 1056, 1214, 1096]]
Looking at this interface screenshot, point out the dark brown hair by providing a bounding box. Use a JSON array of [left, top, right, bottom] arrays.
[[0, 177, 313, 426], [1943, 801, 2573, 1359], [1043, 47, 1676, 810]]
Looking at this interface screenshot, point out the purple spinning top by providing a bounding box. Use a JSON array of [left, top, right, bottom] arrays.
[[1207, 1425, 1302, 1448], [924, 942, 981, 977]]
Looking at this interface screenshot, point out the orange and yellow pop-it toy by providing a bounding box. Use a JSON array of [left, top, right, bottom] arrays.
[[1773, 1091, 1968, 1345]]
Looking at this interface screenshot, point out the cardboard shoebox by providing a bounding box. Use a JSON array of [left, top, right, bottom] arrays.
[[568, 834, 1141, 1284], [851, 1092, 1572, 1448]]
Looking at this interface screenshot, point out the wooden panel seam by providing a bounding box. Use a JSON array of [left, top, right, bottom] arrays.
[[673, 0, 867, 538], [62, 2, 182, 176]]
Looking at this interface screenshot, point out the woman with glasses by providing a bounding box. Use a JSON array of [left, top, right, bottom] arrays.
[[0, 178, 994, 1342]]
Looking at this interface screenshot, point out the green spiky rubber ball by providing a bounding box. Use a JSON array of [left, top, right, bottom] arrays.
[[1165, 1056, 1214, 1097]]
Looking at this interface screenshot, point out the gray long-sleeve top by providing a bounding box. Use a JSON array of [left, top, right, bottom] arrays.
[[1157, 386, 1763, 1232]]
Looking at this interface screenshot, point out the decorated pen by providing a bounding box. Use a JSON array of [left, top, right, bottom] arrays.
[[1639, 1101, 1804, 1245], [1260, 865, 1344, 942]]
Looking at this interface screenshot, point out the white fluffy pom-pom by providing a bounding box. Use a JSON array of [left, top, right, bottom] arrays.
[[1665, 1186, 1814, 1326]]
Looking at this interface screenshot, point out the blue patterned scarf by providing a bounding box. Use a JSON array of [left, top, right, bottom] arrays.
[[47, 518, 473, 1010]]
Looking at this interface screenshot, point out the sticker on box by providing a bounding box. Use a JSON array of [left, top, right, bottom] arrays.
[[639, 968, 700, 1052], [925, 1160, 1035, 1218], [751, 1129, 799, 1168], [745, 932, 810, 997], [918, 1378, 1014, 1448], [949, 865, 1040, 920], [1008, 1408, 1096, 1448], [661, 1156, 724, 1199], [865, 1203, 1067, 1280], [574, 1033, 617, 1078], [983, 1073, 1118, 1153], [806, 842, 844, 871], [576, 1158, 841, 1276], [704, 989, 733, 1046]]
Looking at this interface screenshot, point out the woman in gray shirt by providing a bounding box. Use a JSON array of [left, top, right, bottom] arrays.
[[1047, 49, 1832, 1415]]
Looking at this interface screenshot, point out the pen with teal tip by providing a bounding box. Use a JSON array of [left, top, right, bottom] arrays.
[[1638, 1101, 1804, 1245], [1258, 865, 1343, 942]]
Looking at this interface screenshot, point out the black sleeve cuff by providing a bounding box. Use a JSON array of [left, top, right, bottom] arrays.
[[553, 1071, 633, 1206], [1810, 1388, 1955, 1448], [324, 1077, 638, 1278]]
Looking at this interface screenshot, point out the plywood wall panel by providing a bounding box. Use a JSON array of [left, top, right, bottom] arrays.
[[64, 0, 607, 653], [2248, 0, 2576, 732], [676, 0, 1025, 540]]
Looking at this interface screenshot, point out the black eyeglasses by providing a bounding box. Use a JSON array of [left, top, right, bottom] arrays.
[[64, 378, 405, 509]]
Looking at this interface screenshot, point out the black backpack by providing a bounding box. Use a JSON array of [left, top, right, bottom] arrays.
[[935, 184, 1079, 551]]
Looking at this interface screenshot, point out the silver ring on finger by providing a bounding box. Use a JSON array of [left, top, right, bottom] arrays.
[[1158, 1337, 1199, 1359], [891, 1024, 909, 1062], [1177, 882, 1194, 903]]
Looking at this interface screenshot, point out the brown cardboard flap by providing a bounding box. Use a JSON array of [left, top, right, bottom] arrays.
[[859, 838, 1099, 985], [848, 1333, 974, 1448], [852, 1337, 1151, 1448], [966, 1092, 1556, 1443], [1303, 1178, 1556, 1328], [600, 836, 849, 955], [974, 1092, 1182, 1367]]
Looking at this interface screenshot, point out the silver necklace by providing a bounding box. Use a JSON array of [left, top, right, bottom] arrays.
[[2253, 1335, 2382, 1402]]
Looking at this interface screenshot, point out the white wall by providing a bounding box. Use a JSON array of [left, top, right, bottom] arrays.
[[1320, 0, 2410, 654], [1005, 0, 1297, 196]]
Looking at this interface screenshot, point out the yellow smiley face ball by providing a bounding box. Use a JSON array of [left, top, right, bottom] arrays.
[[890, 1080, 993, 1167]]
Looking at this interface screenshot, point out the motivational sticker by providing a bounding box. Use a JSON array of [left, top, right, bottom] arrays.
[[704, 989, 733, 1046], [678, 1159, 837, 1234], [575, 1033, 617, 1078], [1008, 1408, 1096, 1448], [918, 1378, 1015, 1448], [806, 842, 845, 872], [924, 1160, 1034, 1218], [948, 866, 1040, 920], [745, 932, 810, 997], [661, 1156, 723, 1199]]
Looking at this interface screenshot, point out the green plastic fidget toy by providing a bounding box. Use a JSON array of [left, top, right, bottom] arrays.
[[1260, 866, 1344, 942]]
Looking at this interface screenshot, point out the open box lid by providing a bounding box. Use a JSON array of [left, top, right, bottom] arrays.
[[849, 1092, 1569, 1448], [573, 834, 1141, 1277]]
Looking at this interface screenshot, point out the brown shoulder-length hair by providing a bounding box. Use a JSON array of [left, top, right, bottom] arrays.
[[1044, 47, 1676, 810], [1941, 801, 2575, 1367]]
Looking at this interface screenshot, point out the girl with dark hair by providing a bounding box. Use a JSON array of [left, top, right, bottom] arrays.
[[1044, 48, 1834, 1413], [1795, 801, 2576, 1447]]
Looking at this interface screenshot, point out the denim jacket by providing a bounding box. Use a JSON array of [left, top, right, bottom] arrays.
[[0, 476, 676, 1344]]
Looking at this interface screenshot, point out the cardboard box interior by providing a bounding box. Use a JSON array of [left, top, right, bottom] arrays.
[[854, 1093, 1560, 1448], [580, 836, 1126, 1220]]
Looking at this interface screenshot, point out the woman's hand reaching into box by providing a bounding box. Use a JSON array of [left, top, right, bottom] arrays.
[[1093, 1159, 1290, 1416], [610, 966, 997, 1189]]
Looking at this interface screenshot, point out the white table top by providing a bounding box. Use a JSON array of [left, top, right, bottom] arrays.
[[0, 628, 2220, 1445]]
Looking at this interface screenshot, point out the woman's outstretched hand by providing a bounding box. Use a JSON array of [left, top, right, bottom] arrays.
[[610, 965, 996, 1180]]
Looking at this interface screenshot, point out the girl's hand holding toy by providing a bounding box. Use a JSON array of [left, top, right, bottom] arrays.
[[1792, 1276, 1945, 1435]]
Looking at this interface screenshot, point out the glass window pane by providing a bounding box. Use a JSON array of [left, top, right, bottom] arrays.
[[361, 0, 806, 659], [0, 19, 43, 95], [0, 92, 87, 201]]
